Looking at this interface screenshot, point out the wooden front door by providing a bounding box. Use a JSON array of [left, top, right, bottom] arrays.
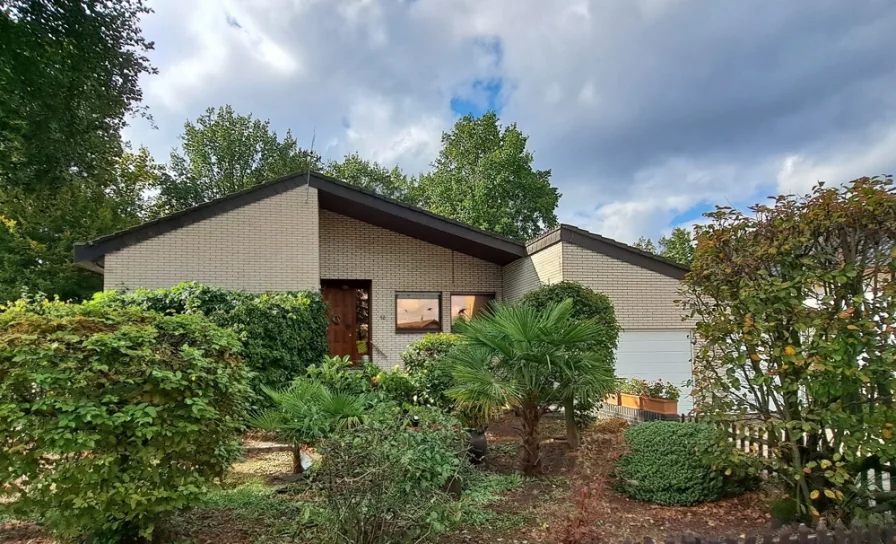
[[322, 284, 357, 360]]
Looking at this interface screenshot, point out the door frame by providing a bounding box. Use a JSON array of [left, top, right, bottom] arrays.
[[320, 279, 372, 364]]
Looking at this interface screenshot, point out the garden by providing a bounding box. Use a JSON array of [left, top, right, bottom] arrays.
[[2, 178, 896, 543]]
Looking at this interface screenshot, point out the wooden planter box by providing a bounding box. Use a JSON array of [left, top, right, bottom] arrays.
[[605, 392, 678, 416]]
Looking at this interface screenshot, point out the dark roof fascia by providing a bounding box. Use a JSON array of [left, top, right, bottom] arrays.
[[74, 171, 527, 266], [526, 224, 690, 280], [74, 173, 307, 263]]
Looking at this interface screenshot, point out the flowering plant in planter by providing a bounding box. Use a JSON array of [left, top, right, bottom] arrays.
[[618, 378, 680, 401]]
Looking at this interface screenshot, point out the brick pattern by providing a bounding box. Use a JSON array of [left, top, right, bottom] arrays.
[[319, 210, 503, 368], [561, 243, 694, 330], [501, 243, 563, 301], [104, 187, 321, 292]]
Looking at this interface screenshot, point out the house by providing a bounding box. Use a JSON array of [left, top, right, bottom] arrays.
[[74, 172, 696, 410]]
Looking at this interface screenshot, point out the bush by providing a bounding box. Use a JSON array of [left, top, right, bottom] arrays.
[[97, 282, 328, 396], [315, 404, 467, 543], [400, 333, 462, 410], [0, 298, 251, 541], [614, 421, 724, 506]]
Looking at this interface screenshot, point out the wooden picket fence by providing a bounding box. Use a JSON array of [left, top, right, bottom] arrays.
[[625, 522, 896, 544]]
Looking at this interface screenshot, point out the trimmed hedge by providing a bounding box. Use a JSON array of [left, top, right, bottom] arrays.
[[96, 282, 328, 395], [614, 421, 724, 506], [400, 333, 462, 410], [0, 298, 252, 541]]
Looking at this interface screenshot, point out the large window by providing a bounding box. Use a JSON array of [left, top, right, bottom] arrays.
[[450, 293, 496, 329], [395, 292, 442, 332]]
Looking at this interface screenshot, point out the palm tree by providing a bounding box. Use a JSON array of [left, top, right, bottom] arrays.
[[446, 299, 616, 475], [250, 379, 367, 473]]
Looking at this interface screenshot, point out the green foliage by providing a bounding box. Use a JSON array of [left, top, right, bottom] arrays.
[[615, 422, 724, 506], [98, 282, 328, 397], [315, 404, 467, 543], [418, 111, 560, 241], [683, 176, 896, 521], [0, 298, 251, 541], [371, 366, 418, 408], [324, 153, 418, 204], [401, 333, 463, 410], [154, 105, 321, 215], [618, 377, 680, 401], [305, 355, 375, 396], [447, 300, 616, 473], [250, 378, 368, 473], [0, 0, 154, 194], [519, 282, 620, 441], [633, 227, 695, 266]]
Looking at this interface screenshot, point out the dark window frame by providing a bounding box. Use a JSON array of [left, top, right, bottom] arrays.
[[395, 291, 443, 333], [449, 292, 497, 331]]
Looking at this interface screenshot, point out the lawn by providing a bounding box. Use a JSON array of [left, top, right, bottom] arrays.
[[0, 413, 773, 544]]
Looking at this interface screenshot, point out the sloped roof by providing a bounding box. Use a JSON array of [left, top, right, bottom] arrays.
[[73, 171, 527, 266], [73, 171, 690, 279]]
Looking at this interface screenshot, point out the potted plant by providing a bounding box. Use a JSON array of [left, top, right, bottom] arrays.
[[611, 378, 680, 415]]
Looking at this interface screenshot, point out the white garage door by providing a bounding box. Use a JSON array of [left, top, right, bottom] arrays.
[[615, 330, 694, 414]]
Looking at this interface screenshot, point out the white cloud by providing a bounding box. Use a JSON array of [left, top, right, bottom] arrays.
[[129, 0, 896, 242]]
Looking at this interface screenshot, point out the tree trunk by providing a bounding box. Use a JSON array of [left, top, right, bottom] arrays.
[[564, 396, 580, 449], [292, 444, 304, 474], [519, 401, 542, 475]]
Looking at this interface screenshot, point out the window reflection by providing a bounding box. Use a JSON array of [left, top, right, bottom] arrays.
[[396, 292, 441, 332], [451, 294, 495, 329]]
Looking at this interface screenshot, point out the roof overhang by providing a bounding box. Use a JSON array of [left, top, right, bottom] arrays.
[[74, 172, 527, 270], [527, 224, 690, 280]]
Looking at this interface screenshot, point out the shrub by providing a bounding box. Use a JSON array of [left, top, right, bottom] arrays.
[[618, 377, 680, 401], [315, 404, 467, 543], [614, 421, 724, 506], [519, 281, 620, 446], [305, 355, 375, 396], [0, 298, 251, 541], [371, 366, 418, 408], [400, 333, 462, 410], [97, 282, 328, 396]]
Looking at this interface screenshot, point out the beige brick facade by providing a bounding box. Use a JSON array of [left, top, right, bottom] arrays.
[[501, 243, 563, 301], [561, 243, 693, 330], [104, 187, 321, 292], [319, 210, 503, 368]]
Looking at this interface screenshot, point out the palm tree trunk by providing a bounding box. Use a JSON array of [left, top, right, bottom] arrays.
[[292, 444, 304, 474], [564, 396, 580, 449], [519, 401, 542, 475]]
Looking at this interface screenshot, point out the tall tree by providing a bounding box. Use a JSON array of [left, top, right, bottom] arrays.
[[0, 148, 156, 302], [633, 227, 695, 266], [0, 0, 155, 301], [154, 105, 320, 215], [418, 112, 559, 241], [0, 0, 155, 193], [325, 153, 418, 205]]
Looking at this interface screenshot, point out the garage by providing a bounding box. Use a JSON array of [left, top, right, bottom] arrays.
[[615, 330, 694, 414]]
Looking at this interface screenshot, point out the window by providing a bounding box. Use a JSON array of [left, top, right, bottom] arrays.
[[395, 292, 442, 332], [450, 293, 496, 329]]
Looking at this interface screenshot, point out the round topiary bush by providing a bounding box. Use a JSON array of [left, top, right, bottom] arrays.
[[0, 298, 252, 542], [400, 333, 462, 410], [614, 421, 724, 506]]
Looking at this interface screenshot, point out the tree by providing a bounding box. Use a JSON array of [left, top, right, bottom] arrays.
[[418, 112, 560, 241], [325, 153, 418, 205], [446, 300, 616, 474], [683, 176, 896, 522], [633, 227, 695, 266], [154, 105, 320, 215], [519, 282, 620, 448], [250, 378, 367, 474], [0, 148, 156, 302], [0, 0, 155, 194], [633, 237, 657, 254]]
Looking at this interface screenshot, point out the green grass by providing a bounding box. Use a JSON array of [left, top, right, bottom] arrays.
[[432, 471, 527, 532]]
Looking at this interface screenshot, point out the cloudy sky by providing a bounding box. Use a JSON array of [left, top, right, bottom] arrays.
[[125, 0, 896, 243]]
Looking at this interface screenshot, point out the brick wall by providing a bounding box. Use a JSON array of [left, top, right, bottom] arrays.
[[561, 243, 694, 330], [501, 243, 563, 301], [319, 210, 503, 368], [104, 187, 321, 291]]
